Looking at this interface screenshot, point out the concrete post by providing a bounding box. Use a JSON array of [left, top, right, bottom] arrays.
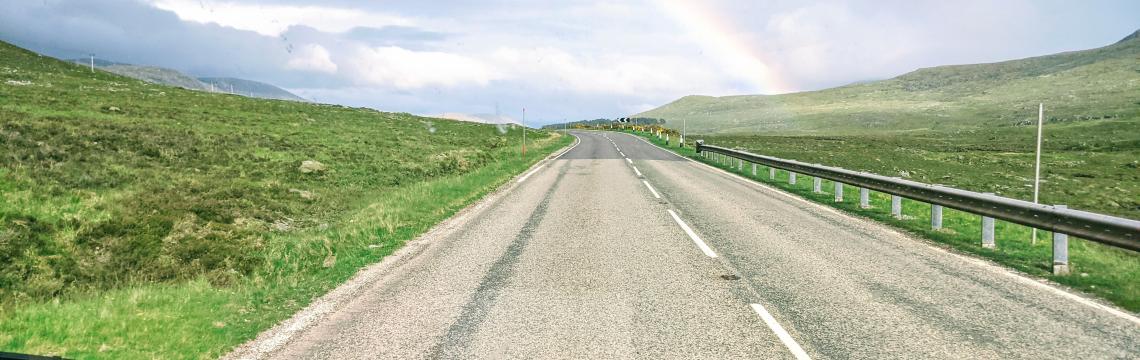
[[752, 163, 757, 176], [769, 167, 776, 179], [859, 188, 870, 209], [981, 192, 995, 249], [1053, 205, 1070, 275], [834, 182, 844, 202], [931, 204, 943, 230], [813, 177, 822, 193], [738, 158, 743, 171], [891, 195, 902, 219], [789, 172, 796, 185]]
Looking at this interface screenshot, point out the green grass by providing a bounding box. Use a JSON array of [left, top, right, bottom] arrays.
[[0, 40, 572, 358], [626, 129, 1139, 313], [635, 30, 1140, 135]]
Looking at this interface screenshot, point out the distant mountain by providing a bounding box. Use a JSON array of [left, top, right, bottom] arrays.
[[67, 58, 305, 102], [198, 77, 306, 102], [635, 29, 1140, 135]]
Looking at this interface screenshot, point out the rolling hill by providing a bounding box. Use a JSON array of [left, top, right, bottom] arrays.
[[636, 29, 1140, 135], [69, 59, 306, 101], [198, 76, 307, 102]]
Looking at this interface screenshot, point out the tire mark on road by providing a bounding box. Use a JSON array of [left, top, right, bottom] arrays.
[[429, 160, 571, 357]]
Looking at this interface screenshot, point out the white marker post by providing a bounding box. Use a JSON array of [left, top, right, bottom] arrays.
[[1032, 103, 1043, 244], [89, 53, 94, 73]]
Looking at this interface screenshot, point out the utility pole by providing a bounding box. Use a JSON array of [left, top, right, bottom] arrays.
[[1032, 103, 1044, 244], [682, 117, 687, 147]]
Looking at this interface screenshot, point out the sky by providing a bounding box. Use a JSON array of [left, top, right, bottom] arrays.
[[0, 0, 1137, 125]]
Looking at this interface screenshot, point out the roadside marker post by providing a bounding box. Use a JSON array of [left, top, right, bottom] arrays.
[[752, 163, 757, 176], [932, 204, 943, 230], [769, 167, 776, 179], [891, 195, 903, 219], [813, 177, 822, 193], [789, 172, 796, 185], [982, 193, 996, 249], [1053, 205, 1070, 275], [834, 182, 844, 202], [859, 188, 870, 209]]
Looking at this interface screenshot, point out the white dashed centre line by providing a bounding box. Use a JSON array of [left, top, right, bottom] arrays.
[[642, 180, 661, 199], [666, 209, 717, 258], [632, 166, 643, 177], [625, 158, 632, 164], [750, 303, 812, 360]]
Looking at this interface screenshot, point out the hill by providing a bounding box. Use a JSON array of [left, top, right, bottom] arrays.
[[1, 40, 569, 358], [103, 64, 212, 91], [68, 58, 306, 101], [198, 76, 307, 102], [636, 30, 1140, 135]]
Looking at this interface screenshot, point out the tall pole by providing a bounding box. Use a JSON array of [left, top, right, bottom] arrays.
[[1032, 103, 1044, 244], [682, 118, 687, 147], [89, 54, 94, 73]]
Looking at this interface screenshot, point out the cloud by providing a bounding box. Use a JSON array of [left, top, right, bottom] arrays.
[[3, 0, 1138, 125], [285, 44, 337, 73], [344, 26, 448, 49], [343, 46, 498, 89], [148, 0, 413, 36]]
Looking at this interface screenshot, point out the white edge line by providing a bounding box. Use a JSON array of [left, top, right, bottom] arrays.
[[667, 209, 717, 257], [516, 164, 544, 183], [642, 180, 661, 199], [632, 166, 643, 177], [619, 131, 1140, 326], [750, 303, 812, 360]]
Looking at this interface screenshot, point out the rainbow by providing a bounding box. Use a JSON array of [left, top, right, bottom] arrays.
[[657, 0, 794, 94]]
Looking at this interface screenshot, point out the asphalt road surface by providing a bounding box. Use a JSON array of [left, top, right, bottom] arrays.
[[228, 131, 1139, 359]]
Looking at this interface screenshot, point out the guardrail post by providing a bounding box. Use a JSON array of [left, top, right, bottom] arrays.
[[834, 182, 843, 202], [738, 158, 743, 171], [1053, 205, 1070, 275], [891, 195, 902, 219], [981, 192, 995, 249], [789, 172, 797, 185], [813, 177, 822, 193], [859, 188, 870, 209], [752, 163, 757, 176], [769, 167, 776, 179], [931, 205, 943, 230]]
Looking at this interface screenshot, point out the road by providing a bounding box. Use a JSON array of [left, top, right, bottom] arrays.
[[228, 131, 1139, 359]]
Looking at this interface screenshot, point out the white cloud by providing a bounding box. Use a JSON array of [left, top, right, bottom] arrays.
[[285, 44, 337, 73], [343, 46, 498, 89], [488, 46, 729, 97], [149, 0, 413, 36]]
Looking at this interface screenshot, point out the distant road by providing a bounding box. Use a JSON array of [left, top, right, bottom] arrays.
[[228, 131, 1139, 359]]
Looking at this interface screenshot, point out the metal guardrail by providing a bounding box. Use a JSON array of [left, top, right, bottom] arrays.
[[694, 141, 1140, 268]]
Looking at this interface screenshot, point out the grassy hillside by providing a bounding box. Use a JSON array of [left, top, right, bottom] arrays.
[[0, 40, 570, 358], [198, 77, 306, 102], [637, 30, 1140, 135]]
